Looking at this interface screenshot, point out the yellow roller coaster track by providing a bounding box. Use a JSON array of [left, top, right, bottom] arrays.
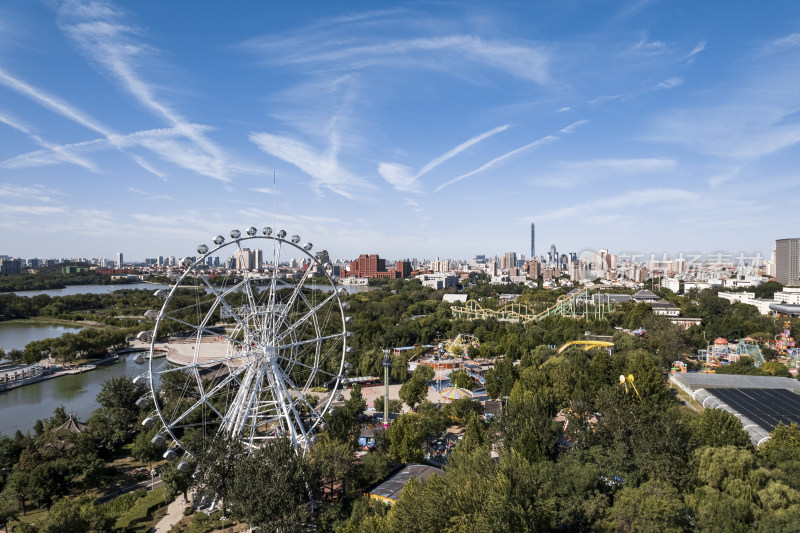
[[556, 340, 615, 354]]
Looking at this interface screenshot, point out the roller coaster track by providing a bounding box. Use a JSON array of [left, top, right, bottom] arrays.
[[556, 340, 615, 354], [451, 287, 614, 324]]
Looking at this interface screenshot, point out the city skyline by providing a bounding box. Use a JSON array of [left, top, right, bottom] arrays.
[[2, 1, 800, 259]]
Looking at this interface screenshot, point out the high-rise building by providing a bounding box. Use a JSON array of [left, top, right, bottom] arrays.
[[530, 223, 535, 259], [548, 244, 558, 266], [349, 254, 404, 278], [0, 256, 21, 275], [235, 248, 256, 271], [502, 252, 517, 270], [116, 252, 123, 268], [776, 238, 799, 286], [431, 257, 450, 272]]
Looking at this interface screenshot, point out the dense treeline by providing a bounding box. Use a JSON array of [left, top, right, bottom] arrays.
[[0, 289, 161, 322], [338, 347, 800, 532], [1, 278, 799, 532]]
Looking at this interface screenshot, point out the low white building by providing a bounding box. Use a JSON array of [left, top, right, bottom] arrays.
[[417, 273, 458, 290], [719, 292, 775, 315], [775, 288, 800, 305], [723, 275, 765, 289], [651, 299, 680, 316]]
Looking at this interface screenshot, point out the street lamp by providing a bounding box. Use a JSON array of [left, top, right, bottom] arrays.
[[382, 349, 391, 426]]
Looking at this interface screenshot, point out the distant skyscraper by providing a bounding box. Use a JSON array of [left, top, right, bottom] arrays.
[[548, 244, 557, 265], [530, 223, 535, 259], [775, 238, 799, 286], [115, 252, 123, 268]]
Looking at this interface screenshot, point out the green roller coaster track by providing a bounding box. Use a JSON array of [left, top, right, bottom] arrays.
[[450, 287, 614, 324]]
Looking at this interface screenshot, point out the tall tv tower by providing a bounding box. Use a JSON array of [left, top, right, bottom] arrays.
[[530, 223, 535, 259]]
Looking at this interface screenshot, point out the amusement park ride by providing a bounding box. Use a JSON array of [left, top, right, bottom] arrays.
[[697, 337, 766, 371], [450, 287, 614, 324], [134, 227, 350, 474], [774, 321, 797, 368]]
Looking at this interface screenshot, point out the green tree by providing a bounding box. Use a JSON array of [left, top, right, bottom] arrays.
[[27, 496, 113, 533], [228, 438, 314, 530], [605, 479, 688, 532], [162, 463, 193, 502], [131, 426, 166, 471], [761, 361, 792, 377], [448, 369, 472, 389], [27, 460, 72, 509], [385, 414, 425, 463], [326, 384, 366, 446], [86, 408, 133, 451], [398, 375, 428, 411], [412, 364, 434, 382], [4, 470, 30, 516], [373, 396, 402, 415], [716, 356, 769, 376], [690, 408, 752, 448], [0, 491, 19, 533], [390, 355, 408, 382], [96, 375, 147, 416], [192, 433, 243, 514], [358, 451, 389, 487], [759, 422, 800, 490], [311, 435, 352, 500]]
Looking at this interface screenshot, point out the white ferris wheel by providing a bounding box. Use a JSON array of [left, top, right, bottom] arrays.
[[135, 227, 350, 470]]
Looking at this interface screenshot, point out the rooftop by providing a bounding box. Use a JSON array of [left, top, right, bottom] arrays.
[[367, 464, 443, 504]]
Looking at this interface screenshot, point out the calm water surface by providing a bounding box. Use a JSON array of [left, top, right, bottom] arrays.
[[0, 354, 155, 436], [0, 323, 83, 353], [12, 282, 171, 297]]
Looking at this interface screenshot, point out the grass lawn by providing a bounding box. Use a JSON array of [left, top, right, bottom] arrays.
[[114, 486, 169, 532], [9, 507, 48, 531]]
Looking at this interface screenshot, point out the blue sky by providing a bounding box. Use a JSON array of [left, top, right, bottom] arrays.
[[1, 0, 799, 261]]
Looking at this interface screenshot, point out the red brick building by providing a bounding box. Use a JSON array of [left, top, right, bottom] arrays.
[[349, 255, 412, 279]]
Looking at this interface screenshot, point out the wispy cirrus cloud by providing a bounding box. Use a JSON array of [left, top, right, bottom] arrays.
[[688, 41, 706, 59], [246, 24, 552, 85], [646, 52, 800, 160], [379, 124, 509, 192], [0, 183, 64, 202], [534, 158, 676, 188], [434, 120, 588, 192], [250, 132, 372, 199], [56, 1, 244, 182], [0, 66, 168, 178], [762, 33, 800, 54], [127, 187, 171, 200], [0, 108, 98, 171], [536, 188, 697, 221], [655, 77, 683, 90], [0, 203, 68, 216]]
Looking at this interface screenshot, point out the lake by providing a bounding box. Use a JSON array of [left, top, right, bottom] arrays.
[[0, 322, 84, 353], [0, 354, 154, 436], [12, 282, 172, 297]]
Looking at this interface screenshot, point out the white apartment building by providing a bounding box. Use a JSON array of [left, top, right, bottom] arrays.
[[774, 288, 800, 305]]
